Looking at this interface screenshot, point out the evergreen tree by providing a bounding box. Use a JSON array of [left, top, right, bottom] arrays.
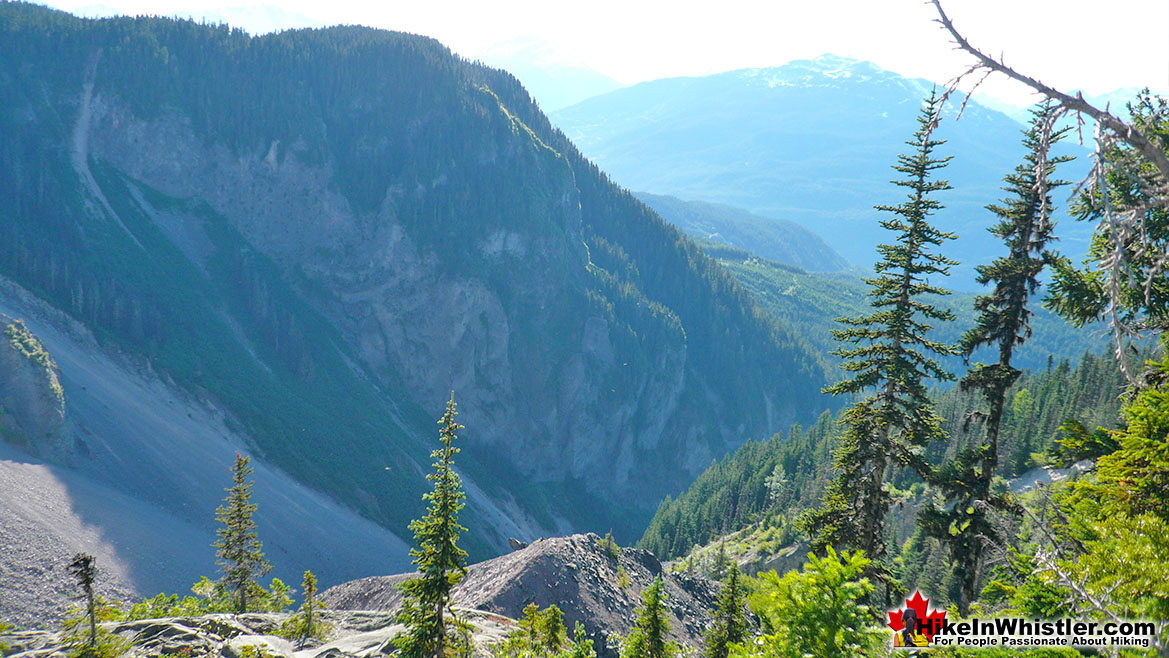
[[213, 453, 270, 613], [622, 578, 676, 658], [704, 563, 746, 658], [301, 571, 318, 642], [801, 90, 957, 588], [395, 393, 469, 658], [566, 624, 597, 658], [61, 557, 128, 658], [1085, 345, 1169, 522], [67, 553, 97, 651], [921, 100, 1071, 614], [534, 605, 567, 657], [711, 539, 729, 582], [285, 570, 326, 646], [492, 604, 596, 658], [1046, 93, 1169, 352]]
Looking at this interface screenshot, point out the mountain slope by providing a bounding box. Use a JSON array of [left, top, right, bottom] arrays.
[[694, 240, 1103, 376], [0, 280, 410, 627], [634, 193, 849, 272], [0, 1, 831, 587], [638, 351, 1126, 563], [551, 55, 1092, 288]]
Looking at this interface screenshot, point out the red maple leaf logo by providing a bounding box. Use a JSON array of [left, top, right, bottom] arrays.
[[887, 591, 947, 641]]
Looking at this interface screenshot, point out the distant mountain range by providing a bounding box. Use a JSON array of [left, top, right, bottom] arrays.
[[552, 54, 1094, 289]]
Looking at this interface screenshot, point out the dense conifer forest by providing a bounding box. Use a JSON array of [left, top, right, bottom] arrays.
[[637, 350, 1127, 562]]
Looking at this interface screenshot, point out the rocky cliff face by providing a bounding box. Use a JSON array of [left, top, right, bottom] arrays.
[[74, 85, 701, 533], [0, 4, 829, 562]]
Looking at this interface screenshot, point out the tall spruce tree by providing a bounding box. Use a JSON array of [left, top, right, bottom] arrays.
[[920, 100, 1071, 614], [622, 578, 676, 658], [704, 563, 746, 658], [395, 393, 469, 658], [801, 90, 957, 590], [213, 453, 270, 613]]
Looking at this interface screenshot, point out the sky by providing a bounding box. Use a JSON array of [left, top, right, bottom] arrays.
[[44, 0, 1169, 108]]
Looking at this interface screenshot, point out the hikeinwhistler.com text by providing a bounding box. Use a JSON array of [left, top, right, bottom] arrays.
[[915, 617, 1162, 649]]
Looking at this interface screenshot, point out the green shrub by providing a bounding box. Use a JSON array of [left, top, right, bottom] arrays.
[[1, 619, 15, 654], [123, 576, 292, 621], [732, 549, 882, 658], [492, 604, 595, 658], [599, 532, 620, 560], [61, 599, 131, 658], [617, 566, 631, 590], [237, 645, 277, 658]]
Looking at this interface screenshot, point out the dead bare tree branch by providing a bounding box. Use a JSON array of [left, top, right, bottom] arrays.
[[929, 0, 1169, 382], [928, 0, 1169, 182]]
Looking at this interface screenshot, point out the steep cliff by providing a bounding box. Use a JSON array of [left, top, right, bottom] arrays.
[[0, 3, 831, 565]]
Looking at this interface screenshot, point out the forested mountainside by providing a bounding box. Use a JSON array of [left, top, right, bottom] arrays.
[[0, 0, 830, 568], [693, 239, 1104, 377], [634, 193, 850, 272], [639, 350, 1126, 562], [552, 55, 1092, 288]]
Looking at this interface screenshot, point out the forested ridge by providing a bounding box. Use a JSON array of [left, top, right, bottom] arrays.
[[695, 239, 1104, 377], [0, 0, 832, 556]]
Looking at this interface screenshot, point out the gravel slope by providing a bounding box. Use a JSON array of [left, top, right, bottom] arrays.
[[0, 277, 410, 627]]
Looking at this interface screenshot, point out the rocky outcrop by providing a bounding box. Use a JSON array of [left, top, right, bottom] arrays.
[[0, 534, 742, 657], [1, 610, 516, 658], [321, 534, 724, 648], [0, 316, 70, 459]]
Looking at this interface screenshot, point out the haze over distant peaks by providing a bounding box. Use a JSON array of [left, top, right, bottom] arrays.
[[552, 53, 1091, 289], [976, 86, 1153, 125], [474, 36, 624, 112]]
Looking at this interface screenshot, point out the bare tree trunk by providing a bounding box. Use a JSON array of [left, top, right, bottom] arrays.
[[87, 586, 96, 649]]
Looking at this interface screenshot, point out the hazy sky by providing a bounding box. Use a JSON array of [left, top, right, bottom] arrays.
[[45, 0, 1169, 106]]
